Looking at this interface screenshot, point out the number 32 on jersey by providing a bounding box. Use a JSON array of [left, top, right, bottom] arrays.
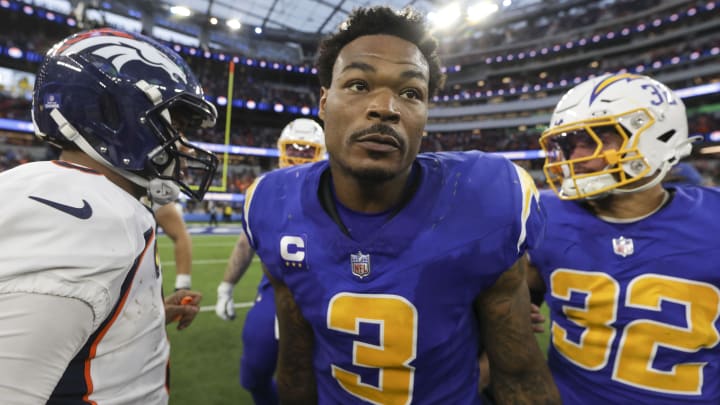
[[551, 269, 720, 395]]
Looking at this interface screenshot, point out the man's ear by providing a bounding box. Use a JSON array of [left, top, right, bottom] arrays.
[[318, 87, 328, 121]]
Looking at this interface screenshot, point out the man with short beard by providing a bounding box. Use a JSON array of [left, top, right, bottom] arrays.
[[243, 6, 560, 404]]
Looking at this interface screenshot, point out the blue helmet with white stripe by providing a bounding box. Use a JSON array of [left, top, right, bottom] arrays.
[[32, 28, 218, 201]]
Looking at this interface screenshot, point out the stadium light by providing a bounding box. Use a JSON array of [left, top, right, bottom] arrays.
[[170, 6, 191, 17], [466, 1, 499, 24], [428, 3, 461, 31], [226, 19, 241, 30]]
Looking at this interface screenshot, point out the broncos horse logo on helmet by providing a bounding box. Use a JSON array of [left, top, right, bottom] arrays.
[[32, 28, 218, 203]]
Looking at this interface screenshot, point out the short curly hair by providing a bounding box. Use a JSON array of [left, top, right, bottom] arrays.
[[316, 6, 446, 97]]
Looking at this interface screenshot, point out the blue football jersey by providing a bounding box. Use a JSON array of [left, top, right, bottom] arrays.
[[244, 151, 544, 404], [530, 186, 720, 404]]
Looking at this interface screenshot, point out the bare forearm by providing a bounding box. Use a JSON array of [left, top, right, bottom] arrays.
[[276, 326, 317, 405], [525, 255, 546, 307], [265, 267, 317, 404], [486, 302, 558, 404], [223, 235, 255, 284], [489, 369, 559, 404], [173, 236, 192, 275], [156, 204, 192, 276], [479, 261, 560, 404]]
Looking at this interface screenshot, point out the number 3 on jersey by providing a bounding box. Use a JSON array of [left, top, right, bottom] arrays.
[[327, 293, 417, 405], [551, 269, 720, 395]]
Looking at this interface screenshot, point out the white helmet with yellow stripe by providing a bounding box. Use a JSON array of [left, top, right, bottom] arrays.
[[539, 73, 696, 200]]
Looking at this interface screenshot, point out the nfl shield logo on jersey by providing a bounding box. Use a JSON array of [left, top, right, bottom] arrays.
[[612, 236, 634, 257], [350, 251, 371, 279]]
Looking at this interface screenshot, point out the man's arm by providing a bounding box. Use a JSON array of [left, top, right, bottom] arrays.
[[215, 232, 256, 320], [0, 293, 94, 403], [262, 264, 317, 404], [222, 232, 256, 285], [525, 254, 547, 308], [155, 203, 192, 290], [475, 258, 560, 404]]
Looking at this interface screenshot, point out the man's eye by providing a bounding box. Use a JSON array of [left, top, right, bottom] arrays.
[[401, 89, 421, 100], [348, 82, 368, 92]]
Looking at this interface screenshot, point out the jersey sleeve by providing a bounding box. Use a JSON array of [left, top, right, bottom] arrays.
[[0, 293, 94, 403]]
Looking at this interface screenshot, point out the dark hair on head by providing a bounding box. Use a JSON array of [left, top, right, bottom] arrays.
[[316, 6, 446, 97]]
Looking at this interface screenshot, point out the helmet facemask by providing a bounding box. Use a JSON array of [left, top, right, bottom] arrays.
[[276, 118, 326, 168], [142, 94, 218, 201], [540, 73, 695, 201], [540, 111, 652, 200], [278, 140, 325, 167]]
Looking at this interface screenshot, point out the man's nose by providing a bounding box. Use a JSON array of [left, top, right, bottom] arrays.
[[569, 144, 594, 159], [366, 89, 400, 123]]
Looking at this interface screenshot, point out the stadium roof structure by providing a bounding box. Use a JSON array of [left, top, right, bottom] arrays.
[[161, 0, 444, 35], [74, 0, 555, 59]]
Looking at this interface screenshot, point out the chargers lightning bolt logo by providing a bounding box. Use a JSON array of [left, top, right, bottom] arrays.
[[589, 74, 642, 105]]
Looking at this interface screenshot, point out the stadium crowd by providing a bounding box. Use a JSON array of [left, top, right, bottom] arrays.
[[0, 0, 719, 192]]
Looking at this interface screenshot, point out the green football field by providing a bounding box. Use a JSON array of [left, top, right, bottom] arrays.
[[159, 234, 257, 405], [158, 233, 551, 405]]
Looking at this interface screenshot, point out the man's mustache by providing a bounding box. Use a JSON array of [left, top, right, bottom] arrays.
[[349, 124, 404, 149]]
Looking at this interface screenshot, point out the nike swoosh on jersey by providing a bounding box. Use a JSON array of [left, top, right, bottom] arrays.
[[29, 196, 93, 220]]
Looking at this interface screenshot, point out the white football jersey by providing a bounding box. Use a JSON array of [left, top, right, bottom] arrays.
[[0, 160, 170, 404]]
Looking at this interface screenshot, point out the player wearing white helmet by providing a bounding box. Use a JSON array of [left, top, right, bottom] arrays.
[[215, 118, 325, 404], [0, 28, 214, 404], [540, 73, 696, 200], [277, 117, 326, 167], [525, 73, 720, 404]]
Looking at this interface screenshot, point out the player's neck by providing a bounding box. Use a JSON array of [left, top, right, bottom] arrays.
[[330, 163, 417, 214], [59, 149, 145, 199], [589, 185, 670, 222]]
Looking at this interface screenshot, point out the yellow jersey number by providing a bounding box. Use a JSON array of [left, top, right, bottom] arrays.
[[327, 293, 418, 405], [551, 269, 720, 395]]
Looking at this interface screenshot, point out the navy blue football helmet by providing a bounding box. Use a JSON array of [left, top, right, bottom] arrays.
[[32, 28, 218, 201]]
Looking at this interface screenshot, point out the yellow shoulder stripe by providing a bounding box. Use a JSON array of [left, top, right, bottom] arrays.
[[242, 175, 265, 246], [513, 164, 539, 252]]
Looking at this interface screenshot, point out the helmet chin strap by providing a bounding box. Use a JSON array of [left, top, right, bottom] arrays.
[[50, 108, 179, 205], [147, 178, 180, 205], [560, 173, 615, 200], [561, 163, 671, 200], [612, 164, 669, 195]]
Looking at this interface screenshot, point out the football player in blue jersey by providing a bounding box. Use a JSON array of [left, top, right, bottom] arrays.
[[0, 28, 216, 403], [241, 6, 560, 404], [215, 117, 326, 405], [527, 73, 720, 404]]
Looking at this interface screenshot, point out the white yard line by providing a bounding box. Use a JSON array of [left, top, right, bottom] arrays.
[[199, 301, 254, 312], [160, 258, 261, 266]]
